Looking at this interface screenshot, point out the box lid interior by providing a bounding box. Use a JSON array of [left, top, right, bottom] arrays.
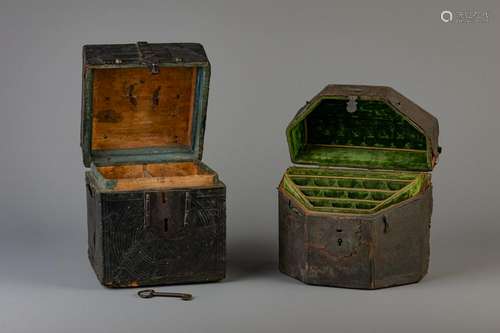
[[81, 42, 210, 167], [287, 85, 440, 171]]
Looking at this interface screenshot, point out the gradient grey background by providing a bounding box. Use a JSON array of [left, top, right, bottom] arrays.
[[1, 0, 499, 332]]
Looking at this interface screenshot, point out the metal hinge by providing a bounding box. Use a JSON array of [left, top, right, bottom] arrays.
[[137, 41, 160, 74]]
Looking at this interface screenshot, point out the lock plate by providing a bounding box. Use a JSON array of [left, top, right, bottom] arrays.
[[146, 191, 189, 239]]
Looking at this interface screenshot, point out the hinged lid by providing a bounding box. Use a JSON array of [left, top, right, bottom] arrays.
[[81, 42, 211, 167], [287, 85, 440, 171]]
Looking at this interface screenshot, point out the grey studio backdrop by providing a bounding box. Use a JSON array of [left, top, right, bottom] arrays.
[[0, 0, 499, 332]]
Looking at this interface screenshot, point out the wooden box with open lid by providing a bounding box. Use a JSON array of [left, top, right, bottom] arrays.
[[81, 42, 225, 287]]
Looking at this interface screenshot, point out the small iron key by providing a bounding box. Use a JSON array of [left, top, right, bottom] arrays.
[[137, 289, 193, 301]]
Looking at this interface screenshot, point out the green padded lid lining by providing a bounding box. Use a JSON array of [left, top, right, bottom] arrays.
[[287, 97, 432, 171]]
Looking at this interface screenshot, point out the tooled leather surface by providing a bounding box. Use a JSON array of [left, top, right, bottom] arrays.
[[278, 186, 432, 289]]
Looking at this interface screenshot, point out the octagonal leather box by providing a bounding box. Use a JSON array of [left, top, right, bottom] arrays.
[[278, 84, 441, 289]]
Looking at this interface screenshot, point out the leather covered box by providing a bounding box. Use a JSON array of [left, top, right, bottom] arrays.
[[278, 84, 441, 289], [81, 42, 225, 287]]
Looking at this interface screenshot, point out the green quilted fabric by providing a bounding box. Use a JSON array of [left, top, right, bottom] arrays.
[[287, 98, 431, 171]]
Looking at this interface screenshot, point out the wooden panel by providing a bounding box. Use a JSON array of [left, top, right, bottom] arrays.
[[91, 67, 197, 151], [96, 162, 215, 191]]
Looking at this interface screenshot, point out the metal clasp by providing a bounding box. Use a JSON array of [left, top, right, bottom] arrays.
[[347, 96, 358, 113], [137, 41, 160, 74]]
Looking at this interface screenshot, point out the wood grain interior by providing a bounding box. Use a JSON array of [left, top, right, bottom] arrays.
[[96, 162, 215, 191], [91, 67, 197, 151]]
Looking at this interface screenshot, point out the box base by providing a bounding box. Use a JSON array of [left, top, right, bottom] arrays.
[[279, 265, 426, 290], [86, 173, 226, 288], [278, 184, 432, 289]]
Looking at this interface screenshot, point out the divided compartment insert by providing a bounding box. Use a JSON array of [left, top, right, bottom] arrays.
[[94, 162, 216, 191], [284, 167, 427, 214]]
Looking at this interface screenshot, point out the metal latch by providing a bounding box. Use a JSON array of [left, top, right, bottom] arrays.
[[145, 191, 189, 239], [137, 41, 160, 74], [347, 96, 358, 113]]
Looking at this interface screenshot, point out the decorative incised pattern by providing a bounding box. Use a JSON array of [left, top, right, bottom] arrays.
[[101, 187, 225, 287], [101, 193, 145, 285], [186, 191, 225, 227]]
